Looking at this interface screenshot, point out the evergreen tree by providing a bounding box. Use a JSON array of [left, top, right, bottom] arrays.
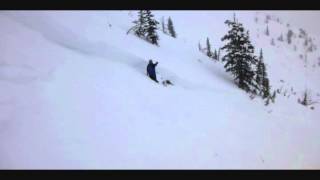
[[265, 15, 271, 24], [255, 50, 264, 91], [129, 10, 160, 46], [206, 37, 212, 57], [265, 25, 269, 36], [278, 34, 284, 41], [129, 10, 147, 37], [198, 41, 202, 52], [265, 96, 270, 105], [287, 29, 293, 44], [271, 38, 275, 45], [221, 16, 257, 93], [167, 17, 177, 38], [256, 49, 270, 98], [144, 10, 159, 45], [213, 49, 218, 60], [217, 48, 221, 61], [271, 90, 276, 103], [161, 16, 167, 34], [304, 38, 308, 47], [262, 76, 270, 98]]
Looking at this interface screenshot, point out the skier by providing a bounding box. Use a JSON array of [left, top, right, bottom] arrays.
[[147, 59, 159, 83]]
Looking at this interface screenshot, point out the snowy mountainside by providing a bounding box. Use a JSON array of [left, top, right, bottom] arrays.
[[0, 11, 319, 169]]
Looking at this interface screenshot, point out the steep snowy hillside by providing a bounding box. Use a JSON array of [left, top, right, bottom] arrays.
[[0, 11, 319, 169]]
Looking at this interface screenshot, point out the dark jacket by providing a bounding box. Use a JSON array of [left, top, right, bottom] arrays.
[[147, 60, 158, 82]]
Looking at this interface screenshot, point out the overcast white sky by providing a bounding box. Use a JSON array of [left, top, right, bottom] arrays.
[[266, 11, 320, 36]]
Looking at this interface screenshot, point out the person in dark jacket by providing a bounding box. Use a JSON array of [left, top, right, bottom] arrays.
[[147, 59, 159, 83]]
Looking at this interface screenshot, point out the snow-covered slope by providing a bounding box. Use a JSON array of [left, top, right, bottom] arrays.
[[0, 11, 319, 169]]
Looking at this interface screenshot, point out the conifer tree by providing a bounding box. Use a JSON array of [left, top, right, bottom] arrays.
[[304, 38, 308, 47], [265, 15, 270, 24], [287, 29, 293, 44], [161, 16, 167, 34], [217, 48, 221, 61], [265, 25, 269, 36], [130, 10, 147, 37], [198, 42, 202, 52], [144, 10, 159, 45], [167, 17, 177, 38], [221, 16, 257, 93], [262, 75, 271, 98], [206, 37, 212, 57], [213, 49, 218, 60], [271, 38, 275, 45], [129, 10, 160, 46], [278, 34, 284, 41], [256, 49, 270, 98]]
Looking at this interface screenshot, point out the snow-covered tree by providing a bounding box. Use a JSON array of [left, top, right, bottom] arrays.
[[265, 90, 276, 106], [265, 15, 271, 24], [278, 33, 284, 42], [161, 16, 167, 34], [265, 25, 269, 36], [271, 38, 275, 46], [299, 28, 307, 38], [198, 41, 202, 52], [221, 16, 257, 93], [167, 17, 177, 38], [217, 48, 221, 61], [144, 10, 160, 45], [129, 10, 159, 46], [287, 29, 293, 44], [213, 49, 218, 60], [206, 37, 212, 57], [256, 49, 270, 98], [129, 10, 147, 37], [255, 50, 264, 90], [304, 38, 308, 47]]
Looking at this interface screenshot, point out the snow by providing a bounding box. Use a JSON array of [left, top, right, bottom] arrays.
[[0, 11, 319, 169]]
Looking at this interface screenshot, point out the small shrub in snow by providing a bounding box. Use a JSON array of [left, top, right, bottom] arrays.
[[298, 89, 318, 106], [299, 54, 304, 59], [271, 38, 275, 46]]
